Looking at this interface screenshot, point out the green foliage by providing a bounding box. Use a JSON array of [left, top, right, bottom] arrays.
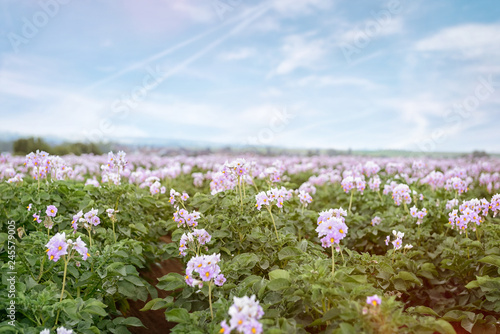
[[1, 163, 499, 333]]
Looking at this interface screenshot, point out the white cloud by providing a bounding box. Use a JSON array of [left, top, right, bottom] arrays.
[[273, 33, 329, 75], [337, 17, 403, 44], [218, 47, 256, 60], [415, 23, 500, 59]]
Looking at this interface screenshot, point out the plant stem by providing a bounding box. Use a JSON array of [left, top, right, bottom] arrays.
[[208, 281, 213, 320], [465, 230, 470, 259], [36, 256, 45, 283], [37, 167, 40, 193], [112, 220, 116, 243], [87, 228, 92, 248], [417, 224, 421, 247], [267, 206, 279, 240], [54, 255, 69, 326], [238, 176, 243, 210], [377, 190, 383, 202], [331, 245, 335, 275], [348, 191, 354, 214], [403, 202, 410, 215]]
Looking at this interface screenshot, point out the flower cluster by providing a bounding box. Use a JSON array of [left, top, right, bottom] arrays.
[[45, 232, 89, 262], [71, 208, 100, 233], [263, 166, 281, 183], [444, 177, 468, 195], [341, 175, 366, 194], [225, 158, 250, 177], [220, 295, 264, 334], [391, 184, 412, 206], [447, 197, 491, 233], [368, 175, 381, 191], [210, 159, 251, 195], [101, 151, 127, 185], [255, 187, 293, 210], [446, 198, 459, 210], [363, 161, 381, 177], [173, 208, 201, 228], [192, 172, 205, 187], [298, 190, 313, 207], [409, 206, 427, 224], [371, 216, 381, 226], [141, 176, 166, 195], [316, 208, 348, 248], [185, 253, 225, 288], [169, 188, 189, 205], [210, 170, 237, 195], [491, 194, 500, 216], [25, 150, 51, 180], [385, 230, 404, 250], [179, 229, 212, 256]]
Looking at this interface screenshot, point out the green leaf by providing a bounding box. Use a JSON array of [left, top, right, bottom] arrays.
[[165, 308, 190, 323], [83, 299, 108, 317], [413, 306, 439, 317], [465, 280, 480, 289], [479, 255, 500, 267], [393, 271, 421, 285], [267, 278, 290, 291], [157, 273, 185, 291], [124, 275, 145, 287], [232, 253, 260, 269], [120, 317, 144, 327], [278, 246, 303, 260], [269, 269, 290, 281], [107, 262, 127, 276], [435, 319, 457, 334]]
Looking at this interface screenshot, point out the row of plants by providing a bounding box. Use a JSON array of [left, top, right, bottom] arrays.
[[0, 152, 499, 333]]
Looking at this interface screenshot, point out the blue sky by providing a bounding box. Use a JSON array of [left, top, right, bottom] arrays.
[[0, 0, 499, 152]]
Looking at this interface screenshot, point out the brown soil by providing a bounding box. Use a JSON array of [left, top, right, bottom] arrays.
[[126, 235, 184, 334]]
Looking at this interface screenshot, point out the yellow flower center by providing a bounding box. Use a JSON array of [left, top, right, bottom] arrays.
[[372, 300, 377, 306]]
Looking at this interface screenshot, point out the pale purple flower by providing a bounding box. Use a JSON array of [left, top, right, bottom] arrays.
[[72, 236, 89, 260], [46, 205, 58, 217], [46, 232, 68, 262], [219, 320, 231, 334], [366, 295, 381, 306], [56, 327, 74, 334], [371, 216, 381, 226], [214, 274, 226, 286]]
